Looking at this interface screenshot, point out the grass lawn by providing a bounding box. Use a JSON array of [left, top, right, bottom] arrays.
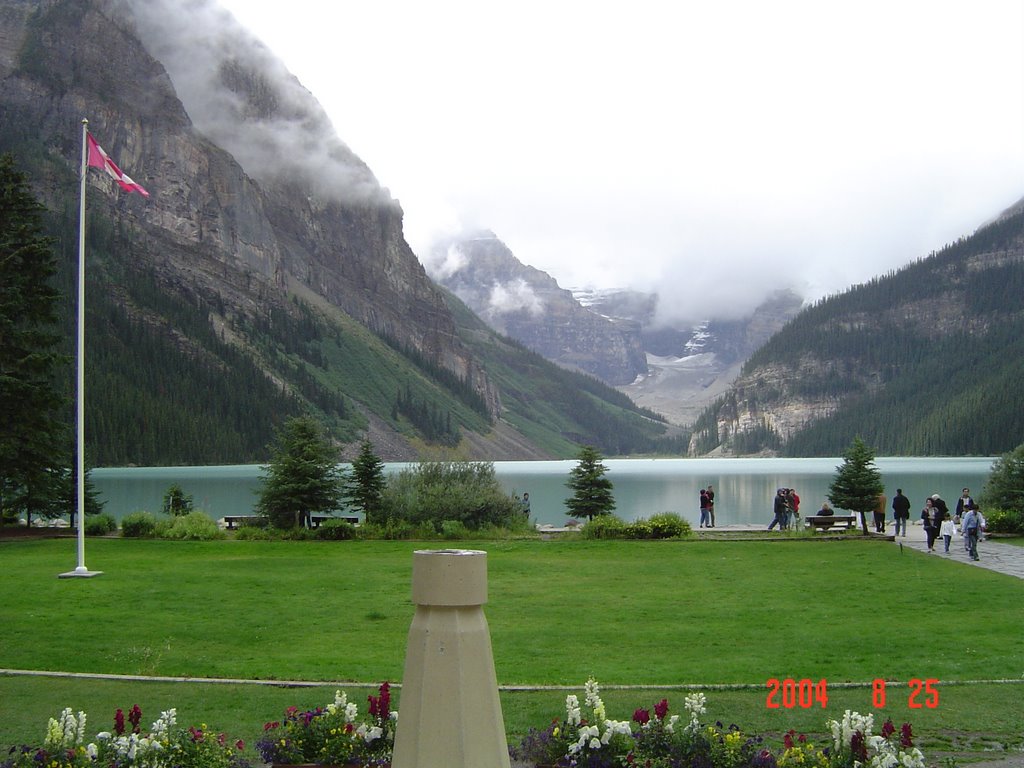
[[1, 537, 1022, 760]]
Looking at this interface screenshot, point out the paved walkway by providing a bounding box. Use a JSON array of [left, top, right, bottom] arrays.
[[886, 520, 1024, 580], [690, 520, 1024, 581]]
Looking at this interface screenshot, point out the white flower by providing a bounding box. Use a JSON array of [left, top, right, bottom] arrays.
[[589, 737, 602, 749], [345, 702, 359, 723], [86, 743, 98, 759], [901, 747, 926, 768], [565, 694, 581, 726], [357, 723, 384, 744], [150, 708, 176, 739], [683, 692, 707, 717], [96, 732, 111, 741], [584, 678, 606, 720], [75, 710, 87, 745]]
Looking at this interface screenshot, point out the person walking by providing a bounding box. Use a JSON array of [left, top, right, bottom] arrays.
[[873, 490, 887, 533], [706, 484, 716, 528], [768, 488, 788, 530], [891, 488, 910, 537], [962, 503, 983, 561], [955, 488, 974, 519], [921, 498, 940, 552], [939, 512, 957, 553]]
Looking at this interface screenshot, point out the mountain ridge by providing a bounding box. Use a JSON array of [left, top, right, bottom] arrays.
[[689, 198, 1024, 457], [0, 0, 671, 463]]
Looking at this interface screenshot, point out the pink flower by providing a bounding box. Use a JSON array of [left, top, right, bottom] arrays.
[[654, 699, 669, 720], [633, 708, 650, 725], [369, 682, 391, 723], [114, 709, 125, 736], [851, 731, 867, 763], [882, 719, 895, 738], [128, 705, 142, 734], [900, 723, 914, 748]]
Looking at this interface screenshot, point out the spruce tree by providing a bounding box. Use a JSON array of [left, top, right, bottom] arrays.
[[565, 445, 615, 522], [255, 416, 347, 529], [828, 436, 885, 534], [0, 155, 68, 526], [348, 439, 387, 525]]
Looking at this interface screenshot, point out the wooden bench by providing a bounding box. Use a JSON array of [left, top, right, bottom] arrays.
[[804, 514, 856, 531], [222, 514, 358, 530]]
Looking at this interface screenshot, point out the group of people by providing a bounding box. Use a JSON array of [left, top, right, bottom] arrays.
[[767, 487, 801, 530], [762, 486, 986, 560], [915, 487, 986, 560]]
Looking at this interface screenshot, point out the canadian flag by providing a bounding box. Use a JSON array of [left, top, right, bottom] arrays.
[[86, 132, 149, 197]]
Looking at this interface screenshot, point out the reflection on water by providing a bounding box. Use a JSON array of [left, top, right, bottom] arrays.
[[91, 457, 994, 529]]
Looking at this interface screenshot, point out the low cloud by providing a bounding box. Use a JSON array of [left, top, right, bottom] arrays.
[[487, 279, 542, 316], [423, 243, 468, 281], [116, 0, 391, 205]]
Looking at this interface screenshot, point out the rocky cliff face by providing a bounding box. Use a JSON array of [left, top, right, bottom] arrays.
[[688, 201, 1024, 456], [617, 290, 804, 426], [0, 0, 499, 418], [425, 231, 648, 385]]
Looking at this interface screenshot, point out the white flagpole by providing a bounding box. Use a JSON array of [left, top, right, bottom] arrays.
[[61, 118, 101, 578]]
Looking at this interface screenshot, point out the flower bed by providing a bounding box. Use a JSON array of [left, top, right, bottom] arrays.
[[255, 683, 396, 767], [509, 679, 926, 768], [3, 679, 926, 768], [1, 705, 248, 768]]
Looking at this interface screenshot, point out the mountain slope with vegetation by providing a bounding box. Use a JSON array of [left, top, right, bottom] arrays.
[[0, 0, 672, 464], [690, 201, 1024, 456]]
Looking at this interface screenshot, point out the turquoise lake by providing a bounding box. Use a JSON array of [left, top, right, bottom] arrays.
[[91, 457, 995, 528]]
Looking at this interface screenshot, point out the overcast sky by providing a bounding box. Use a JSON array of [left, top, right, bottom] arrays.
[[216, 0, 1023, 322]]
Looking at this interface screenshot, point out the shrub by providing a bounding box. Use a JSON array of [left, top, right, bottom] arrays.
[[440, 519, 471, 539], [983, 508, 1024, 535], [581, 514, 628, 539], [84, 513, 117, 536], [357, 520, 431, 540], [314, 519, 358, 540], [637, 512, 691, 539], [234, 525, 273, 541], [156, 511, 224, 540], [120, 511, 158, 538], [277, 526, 316, 541], [382, 461, 520, 531], [981, 443, 1024, 513]]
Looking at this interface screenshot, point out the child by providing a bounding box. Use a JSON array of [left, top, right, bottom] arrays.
[[939, 512, 956, 554]]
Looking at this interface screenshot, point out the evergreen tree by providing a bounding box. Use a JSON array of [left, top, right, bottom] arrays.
[[255, 416, 348, 529], [565, 445, 616, 522], [981, 442, 1024, 513], [0, 155, 68, 526], [828, 436, 885, 534], [161, 483, 194, 517], [348, 439, 387, 525], [59, 466, 106, 528]]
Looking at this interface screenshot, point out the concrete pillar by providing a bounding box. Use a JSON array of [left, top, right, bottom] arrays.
[[391, 549, 511, 768]]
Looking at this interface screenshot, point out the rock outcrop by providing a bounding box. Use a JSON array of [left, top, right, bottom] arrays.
[[425, 231, 648, 385]]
